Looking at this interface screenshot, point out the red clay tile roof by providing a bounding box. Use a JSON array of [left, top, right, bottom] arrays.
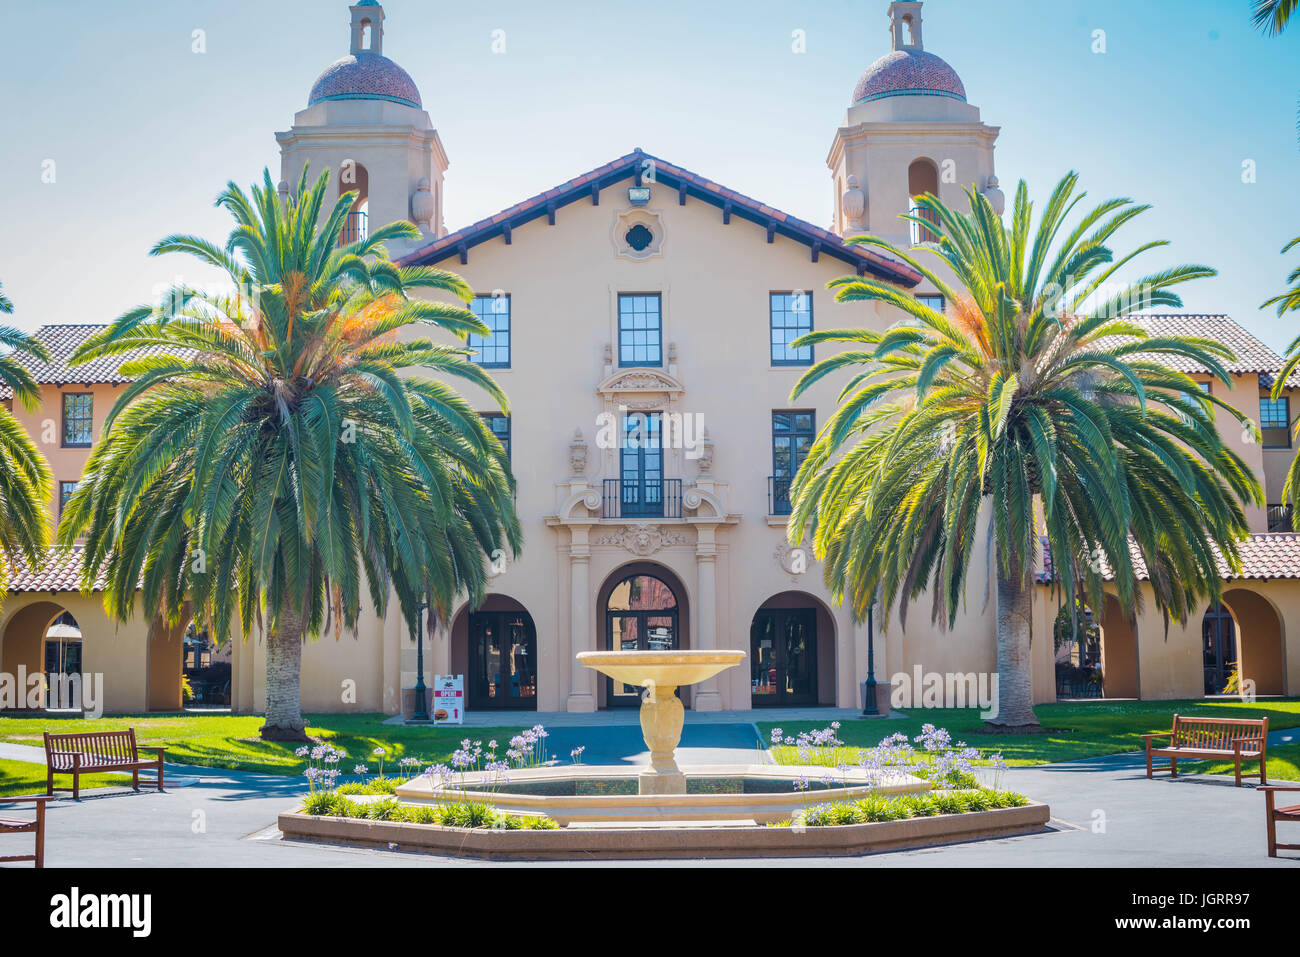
[[0, 324, 192, 401], [397, 149, 924, 286], [6, 547, 108, 593], [1129, 314, 1297, 388], [1039, 533, 1300, 584]]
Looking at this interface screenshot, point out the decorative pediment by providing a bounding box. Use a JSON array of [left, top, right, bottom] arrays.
[[596, 368, 685, 401], [594, 523, 691, 556]]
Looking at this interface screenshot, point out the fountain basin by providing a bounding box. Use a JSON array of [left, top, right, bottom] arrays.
[[575, 650, 747, 688], [394, 763, 931, 826], [577, 650, 747, 794]]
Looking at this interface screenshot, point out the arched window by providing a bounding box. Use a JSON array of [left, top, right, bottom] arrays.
[[908, 159, 940, 245]]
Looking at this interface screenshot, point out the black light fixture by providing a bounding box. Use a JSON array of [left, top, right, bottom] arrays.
[[411, 601, 431, 723], [863, 593, 880, 716]]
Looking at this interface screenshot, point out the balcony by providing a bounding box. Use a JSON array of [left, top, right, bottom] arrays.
[[1268, 504, 1293, 532], [602, 478, 682, 520], [909, 200, 941, 247], [768, 476, 793, 516], [341, 210, 368, 246]]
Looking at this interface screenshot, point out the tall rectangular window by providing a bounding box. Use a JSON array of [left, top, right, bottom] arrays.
[[62, 393, 93, 448], [618, 294, 662, 367], [481, 412, 511, 462], [467, 294, 510, 368], [771, 411, 815, 515], [59, 481, 78, 517], [770, 292, 813, 366], [1261, 395, 1291, 448]]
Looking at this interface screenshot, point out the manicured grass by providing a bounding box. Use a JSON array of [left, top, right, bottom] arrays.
[[759, 699, 1300, 769], [0, 759, 130, 798], [1181, 742, 1300, 782], [0, 714, 533, 778]]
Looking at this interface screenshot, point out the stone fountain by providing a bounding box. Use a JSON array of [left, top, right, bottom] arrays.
[[394, 648, 932, 827], [576, 650, 746, 795]]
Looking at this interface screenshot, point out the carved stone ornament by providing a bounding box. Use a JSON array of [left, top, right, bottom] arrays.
[[696, 427, 714, 473], [841, 174, 866, 230], [568, 428, 588, 478], [774, 539, 816, 577], [595, 523, 690, 556], [411, 178, 435, 234]]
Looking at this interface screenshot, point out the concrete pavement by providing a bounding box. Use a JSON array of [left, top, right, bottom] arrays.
[[0, 726, 1295, 867]]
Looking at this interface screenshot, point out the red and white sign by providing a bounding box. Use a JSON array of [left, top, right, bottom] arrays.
[[433, 674, 464, 725]]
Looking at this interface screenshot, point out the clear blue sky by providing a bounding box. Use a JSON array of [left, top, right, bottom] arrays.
[[1, 0, 1297, 348]]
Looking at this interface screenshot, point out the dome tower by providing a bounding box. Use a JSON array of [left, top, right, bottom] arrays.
[[828, 1, 1003, 251], [276, 2, 448, 252]]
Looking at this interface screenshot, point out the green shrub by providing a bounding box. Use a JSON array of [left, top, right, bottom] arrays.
[[337, 776, 403, 796], [795, 788, 1030, 827]]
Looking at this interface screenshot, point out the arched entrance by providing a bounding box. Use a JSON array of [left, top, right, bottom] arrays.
[[0, 602, 91, 711], [450, 595, 538, 711], [749, 592, 837, 707], [596, 562, 691, 709], [1218, 589, 1286, 696], [1097, 594, 1140, 699]]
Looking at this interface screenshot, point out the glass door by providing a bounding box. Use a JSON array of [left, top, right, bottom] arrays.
[[604, 574, 678, 707], [1202, 603, 1236, 695], [620, 412, 664, 517], [750, 609, 817, 706], [468, 610, 538, 710]]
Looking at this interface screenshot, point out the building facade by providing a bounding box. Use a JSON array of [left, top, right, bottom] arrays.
[[2, 1, 1298, 717]]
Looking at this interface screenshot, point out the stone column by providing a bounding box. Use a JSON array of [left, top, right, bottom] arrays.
[[693, 528, 723, 711], [566, 529, 596, 713]]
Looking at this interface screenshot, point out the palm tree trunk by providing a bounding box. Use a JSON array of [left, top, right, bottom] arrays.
[[260, 603, 309, 742], [989, 560, 1041, 730]]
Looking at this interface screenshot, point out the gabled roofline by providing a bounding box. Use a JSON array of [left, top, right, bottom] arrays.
[[397, 149, 922, 287]]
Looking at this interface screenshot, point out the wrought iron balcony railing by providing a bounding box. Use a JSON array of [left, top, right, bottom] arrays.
[[602, 478, 682, 520], [341, 210, 368, 246]]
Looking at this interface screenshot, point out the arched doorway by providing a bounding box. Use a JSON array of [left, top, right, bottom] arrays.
[[450, 595, 538, 711], [1201, 602, 1236, 695], [749, 592, 836, 707], [596, 562, 691, 709], [604, 572, 679, 707], [1218, 589, 1286, 696], [44, 612, 83, 710]]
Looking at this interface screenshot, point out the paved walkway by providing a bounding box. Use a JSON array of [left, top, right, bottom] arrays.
[[1, 727, 1295, 867], [382, 706, 868, 728]]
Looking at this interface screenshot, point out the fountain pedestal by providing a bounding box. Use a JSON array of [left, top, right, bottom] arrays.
[[577, 651, 746, 796], [637, 680, 686, 794]]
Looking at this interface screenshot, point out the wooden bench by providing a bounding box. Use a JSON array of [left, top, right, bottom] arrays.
[[1142, 714, 1268, 787], [0, 795, 50, 868], [43, 729, 167, 800], [1260, 785, 1300, 857]]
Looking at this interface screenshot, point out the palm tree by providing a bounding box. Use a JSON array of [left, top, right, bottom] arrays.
[[0, 291, 53, 607], [0, 282, 13, 314], [787, 172, 1261, 729], [60, 169, 521, 741], [1253, 0, 1297, 34]]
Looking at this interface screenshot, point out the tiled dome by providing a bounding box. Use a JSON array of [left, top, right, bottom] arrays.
[[308, 52, 422, 109], [852, 49, 965, 105]]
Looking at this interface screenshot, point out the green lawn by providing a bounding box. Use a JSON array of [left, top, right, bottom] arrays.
[[0, 714, 533, 778], [760, 699, 1300, 780], [0, 759, 130, 798]]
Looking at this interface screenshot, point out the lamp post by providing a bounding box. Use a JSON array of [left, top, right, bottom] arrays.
[[863, 595, 879, 716], [411, 601, 430, 723]]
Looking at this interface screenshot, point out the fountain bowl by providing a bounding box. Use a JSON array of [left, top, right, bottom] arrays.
[[576, 650, 746, 688]]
